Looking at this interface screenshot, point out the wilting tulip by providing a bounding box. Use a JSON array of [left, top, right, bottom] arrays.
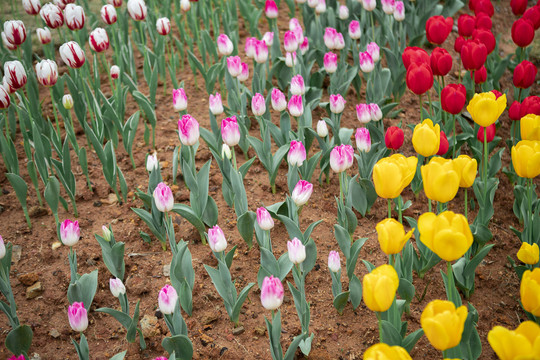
[[421, 300, 467, 351], [254, 40, 268, 64], [406, 63, 433, 95], [376, 218, 413, 255], [59, 41, 86, 68], [402, 46, 429, 70], [0, 236, 5, 259], [64, 4, 85, 30], [328, 251, 340, 273], [317, 120, 328, 138], [0, 87, 10, 109], [238, 62, 249, 82], [330, 144, 354, 173], [23, 0, 41, 15], [63, 94, 74, 110], [101, 5, 117, 24], [60, 219, 80, 247], [364, 344, 412, 360], [3, 20, 26, 46], [287, 238, 306, 265], [226, 56, 241, 77], [359, 51, 374, 73], [256, 207, 274, 230], [264, 0, 278, 18], [109, 278, 126, 297], [512, 18, 535, 48], [324, 52, 337, 73], [68, 302, 88, 332], [514, 60, 538, 89], [283, 30, 297, 53], [384, 126, 404, 150], [290, 75, 305, 95], [110, 65, 120, 79], [356, 103, 371, 124], [217, 34, 233, 56], [288, 95, 303, 117], [393, 1, 405, 21], [430, 47, 452, 76], [467, 91, 507, 127], [369, 103, 382, 121], [488, 321, 540, 360], [208, 225, 227, 252], [156, 17, 170, 35], [127, 0, 147, 21], [89, 28, 109, 52], [363, 264, 399, 312], [458, 14, 475, 37], [291, 180, 313, 206], [36, 27, 51, 44], [271, 88, 287, 111], [425, 16, 453, 45], [517, 243, 539, 265], [177, 114, 199, 146], [441, 84, 466, 115], [262, 32, 274, 47], [355, 128, 371, 152], [40, 3, 64, 29], [329, 94, 346, 114], [452, 155, 477, 188], [153, 182, 174, 212], [209, 93, 223, 115], [460, 40, 487, 71], [366, 42, 380, 62], [146, 152, 158, 172], [285, 52, 297, 67], [221, 116, 241, 147], [421, 157, 460, 203], [338, 5, 349, 19], [158, 284, 178, 315], [412, 118, 440, 157], [521, 115, 540, 141], [172, 88, 187, 112], [477, 124, 496, 143], [35, 59, 58, 87], [521, 268, 540, 316], [261, 276, 284, 310], [287, 140, 306, 167], [349, 20, 361, 39], [373, 154, 417, 199], [4, 61, 27, 90], [511, 140, 540, 179]]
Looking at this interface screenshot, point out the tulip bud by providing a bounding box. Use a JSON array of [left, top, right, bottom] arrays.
[[364, 344, 411, 359], [226, 56, 241, 77], [513, 60, 537, 89], [146, 152, 158, 172], [517, 243, 539, 265], [359, 51, 374, 73], [412, 118, 441, 157], [362, 0, 376, 11], [523, 6, 540, 30], [363, 264, 399, 312], [208, 225, 227, 252], [158, 284, 178, 315], [472, 65, 487, 84], [520, 96, 540, 118], [251, 93, 266, 116], [421, 157, 460, 203], [265, 0, 278, 18], [60, 219, 80, 247], [330, 144, 354, 173], [287, 237, 306, 265], [323, 52, 338, 73], [315, 0, 326, 14], [156, 17, 171, 35], [271, 88, 287, 111], [457, 14, 475, 37], [338, 5, 349, 19], [109, 278, 126, 297], [238, 62, 249, 82], [287, 140, 306, 167], [460, 40, 487, 71], [262, 31, 274, 47], [2, 32, 17, 51], [441, 84, 466, 115], [217, 34, 233, 56], [508, 101, 521, 121], [393, 1, 405, 21], [261, 276, 284, 310], [437, 131, 449, 156], [108, 0, 123, 7], [36, 27, 52, 44], [324, 27, 338, 50], [221, 116, 241, 147], [425, 15, 453, 45], [476, 124, 496, 143], [101, 5, 117, 24], [453, 155, 478, 188], [68, 302, 88, 332], [180, 0, 190, 11], [2, 76, 15, 94], [307, 0, 317, 8], [406, 63, 434, 95], [355, 103, 371, 124], [381, 0, 395, 14], [385, 126, 404, 150], [23, 0, 41, 15], [366, 42, 380, 62], [373, 154, 417, 199], [511, 140, 540, 178], [35, 59, 58, 87], [172, 88, 188, 112], [245, 37, 256, 58], [291, 180, 313, 206], [256, 207, 274, 230], [402, 46, 430, 70], [0, 87, 10, 109], [64, 4, 85, 31], [376, 218, 414, 255], [63, 94, 74, 109], [355, 127, 371, 152], [89, 28, 109, 52], [254, 40, 268, 64], [328, 251, 340, 273], [59, 41, 86, 68], [317, 119, 328, 138], [290, 75, 305, 96], [55, 0, 67, 9], [289, 18, 301, 31], [521, 268, 540, 316], [40, 3, 64, 29], [285, 52, 297, 67], [102, 225, 112, 242], [107, 65, 120, 80], [369, 103, 382, 121], [209, 92, 224, 115], [329, 94, 346, 114], [421, 300, 468, 351], [283, 31, 298, 53], [288, 95, 303, 117], [221, 144, 232, 159], [177, 114, 199, 146], [430, 47, 452, 76], [127, 0, 147, 21], [299, 37, 309, 55], [512, 18, 535, 48], [3, 20, 26, 46], [0, 235, 5, 259], [153, 182, 174, 213], [4, 60, 27, 90], [348, 20, 361, 39]]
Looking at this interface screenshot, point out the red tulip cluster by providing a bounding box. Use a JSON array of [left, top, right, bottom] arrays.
[[403, 47, 433, 95]]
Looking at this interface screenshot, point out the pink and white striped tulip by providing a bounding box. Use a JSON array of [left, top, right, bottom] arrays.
[[324, 52, 337, 73], [265, 0, 278, 18], [127, 0, 147, 21], [315, 0, 326, 14], [64, 4, 85, 31], [209, 92, 224, 115], [221, 116, 241, 147], [359, 51, 374, 73], [251, 93, 266, 116], [177, 114, 199, 146], [288, 140, 306, 167], [156, 17, 171, 35], [153, 182, 174, 213], [217, 34, 233, 56], [262, 32, 274, 46], [63, 94, 73, 109], [2, 32, 17, 51], [330, 94, 346, 114], [324, 27, 338, 50], [68, 302, 88, 332], [40, 3, 64, 29], [355, 127, 371, 152], [330, 144, 354, 173], [35, 59, 58, 87], [36, 27, 51, 44], [381, 0, 395, 14], [146, 152, 158, 172], [4, 61, 27, 90], [328, 251, 341, 273], [369, 103, 382, 121], [59, 41, 86, 68], [292, 180, 313, 206], [299, 37, 309, 55], [227, 56, 242, 77], [3, 76, 15, 94], [158, 284, 178, 315], [108, 0, 123, 7], [60, 219, 80, 247], [208, 225, 227, 252], [285, 52, 297, 67], [366, 42, 380, 62], [271, 88, 287, 111], [238, 62, 249, 82], [0, 87, 10, 109], [110, 65, 120, 79], [291, 25, 304, 45], [287, 237, 306, 265], [89, 28, 109, 53], [393, 1, 405, 21], [283, 31, 298, 53], [290, 75, 305, 95], [261, 276, 284, 310], [288, 95, 303, 117], [339, 5, 349, 19], [23, 0, 41, 15], [289, 18, 301, 31], [335, 33, 345, 50], [356, 103, 371, 123], [348, 20, 361, 40], [362, 0, 376, 11], [3, 21, 26, 46], [254, 40, 268, 64], [109, 278, 126, 297], [317, 119, 328, 137], [172, 88, 188, 112], [101, 5, 117, 24], [0, 235, 5, 259], [256, 207, 274, 230], [245, 37, 257, 58]]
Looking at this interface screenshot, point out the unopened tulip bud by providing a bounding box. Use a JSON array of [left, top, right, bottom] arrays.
[[221, 144, 232, 159], [221, 116, 241, 147], [355, 128, 371, 152], [394, 1, 405, 21], [64, 4, 85, 31], [36, 27, 52, 44], [35, 59, 58, 87], [153, 182, 174, 213], [63, 94, 74, 109], [127, 0, 147, 21], [254, 40, 269, 64], [23, 0, 42, 15], [265, 0, 278, 18], [283, 31, 298, 53], [315, 0, 326, 14], [158, 284, 178, 315], [256, 207, 274, 230], [89, 28, 109, 52], [381, 0, 395, 14], [307, 0, 318, 7], [290, 75, 305, 96], [172, 88, 188, 112], [330, 144, 354, 173], [317, 119, 328, 137], [238, 62, 249, 82], [299, 37, 309, 55], [362, 0, 376, 11], [367, 42, 380, 62], [40, 3, 64, 29], [287, 237, 306, 264], [356, 103, 371, 124], [59, 41, 86, 68], [324, 27, 338, 50], [0, 87, 10, 109], [328, 251, 340, 272], [110, 65, 120, 79], [101, 5, 117, 24], [385, 126, 404, 150], [227, 56, 241, 77], [369, 103, 382, 121], [330, 94, 346, 114], [359, 51, 374, 73], [261, 276, 284, 310], [288, 140, 306, 167], [244, 37, 256, 58], [288, 95, 303, 117], [109, 278, 126, 297], [146, 152, 158, 172], [180, 0, 190, 11], [0, 236, 5, 259], [108, 0, 123, 7], [217, 34, 233, 56], [349, 20, 361, 39], [209, 92, 224, 115], [339, 5, 349, 19], [156, 17, 171, 35], [251, 93, 266, 116], [4, 61, 27, 90], [285, 52, 297, 67], [3, 20, 26, 46], [271, 88, 287, 111], [208, 225, 227, 252], [102, 225, 112, 242], [68, 302, 88, 332], [324, 52, 338, 73], [262, 32, 274, 47], [60, 219, 80, 247], [334, 34, 345, 50], [177, 114, 199, 146], [291, 180, 313, 206]]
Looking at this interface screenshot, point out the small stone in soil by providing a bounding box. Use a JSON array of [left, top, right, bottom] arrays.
[[51, 241, 62, 250], [254, 326, 266, 336], [163, 264, 170, 277], [18, 272, 39, 286], [49, 329, 60, 338], [12, 245, 22, 264], [140, 314, 161, 338], [200, 334, 214, 346], [232, 326, 245, 336], [26, 282, 43, 299], [220, 347, 228, 356], [29, 206, 48, 218], [201, 313, 219, 325], [93, 201, 102, 207]]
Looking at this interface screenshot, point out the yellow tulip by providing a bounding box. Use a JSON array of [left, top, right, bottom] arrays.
[[517, 243, 540, 265], [373, 155, 418, 199], [412, 118, 440, 157], [376, 218, 414, 255], [521, 268, 540, 316], [466, 91, 507, 127], [511, 140, 540, 179], [421, 157, 460, 203], [421, 300, 468, 351], [452, 155, 478, 188], [362, 264, 399, 312], [363, 343, 412, 360], [521, 114, 540, 141], [488, 321, 540, 360], [418, 211, 473, 262]]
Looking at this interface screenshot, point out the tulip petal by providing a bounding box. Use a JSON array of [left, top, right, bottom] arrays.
[[432, 229, 469, 261], [422, 318, 451, 350]]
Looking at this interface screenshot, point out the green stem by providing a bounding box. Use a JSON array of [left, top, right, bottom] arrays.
[[483, 127, 488, 200], [452, 114, 456, 158], [370, 11, 376, 43], [528, 179, 533, 244], [464, 188, 468, 219], [428, 199, 432, 213], [447, 261, 456, 305], [427, 90, 434, 117], [398, 196, 402, 224], [419, 94, 423, 121], [232, 145, 237, 171], [339, 172, 344, 205], [388, 198, 392, 219], [376, 312, 383, 342]]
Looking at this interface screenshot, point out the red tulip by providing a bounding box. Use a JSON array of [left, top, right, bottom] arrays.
[[520, 96, 540, 117], [523, 6, 540, 30], [385, 126, 404, 150], [511, 0, 527, 16], [472, 65, 487, 84], [491, 90, 503, 99], [512, 18, 535, 48], [513, 60, 538, 89], [473, 0, 494, 17], [437, 131, 449, 156], [454, 36, 466, 53], [402, 46, 429, 70], [406, 63, 434, 95], [458, 14, 476, 37], [461, 40, 487, 71], [441, 84, 467, 115], [430, 47, 452, 76], [425, 15, 453, 45], [508, 101, 521, 121], [477, 124, 496, 143], [475, 13, 492, 30], [472, 29, 495, 54]]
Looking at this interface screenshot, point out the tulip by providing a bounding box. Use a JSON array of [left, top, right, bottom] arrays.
[[359, 51, 374, 73], [393, 1, 405, 21], [291, 25, 304, 46], [207, 225, 227, 252], [289, 18, 302, 30], [261, 276, 284, 310], [421, 300, 467, 351], [363, 264, 399, 312], [406, 63, 433, 95], [323, 52, 337, 74], [288, 140, 306, 167], [376, 218, 413, 255], [287, 238, 306, 265], [264, 0, 278, 18], [329, 94, 346, 114], [180, 0, 190, 12], [291, 180, 313, 206], [4, 61, 27, 90], [475, 13, 492, 30], [59, 41, 86, 68], [238, 62, 249, 82], [366, 42, 380, 63], [381, 0, 395, 14], [384, 126, 404, 150], [145, 152, 158, 172], [35, 59, 58, 87], [153, 182, 174, 213], [520, 96, 540, 118], [68, 302, 88, 332], [476, 124, 495, 143], [514, 60, 537, 89], [338, 5, 349, 19], [452, 155, 477, 188], [523, 6, 540, 30], [221, 144, 232, 160], [402, 46, 429, 70], [473, 30, 495, 56], [55, 0, 67, 9], [158, 284, 178, 315], [254, 40, 269, 64], [317, 120, 328, 138], [362, 0, 376, 11], [288, 95, 303, 117], [355, 128, 371, 152], [512, 18, 535, 48], [209, 92, 223, 115], [23, 0, 41, 15], [217, 34, 233, 56], [373, 154, 417, 199], [60, 219, 80, 247], [36, 27, 52, 44], [221, 116, 241, 147], [109, 278, 126, 297], [315, 0, 326, 14], [245, 37, 257, 58], [256, 207, 274, 230], [348, 20, 361, 39], [521, 115, 540, 141], [290, 75, 305, 96], [458, 14, 475, 37], [460, 40, 487, 71], [467, 91, 507, 127], [509, 101, 521, 121], [441, 84, 466, 115], [421, 157, 460, 203], [89, 28, 109, 52], [40, 3, 64, 29], [108, 0, 123, 7], [328, 251, 340, 273], [177, 114, 199, 146], [262, 32, 274, 47], [250, 93, 265, 116], [285, 52, 297, 67], [299, 37, 309, 55], [64, 4, 85, 31], [323, 27, 338, 50], [425, 16, 453, 45], [271, 88, 287, 111], [108, 65, 120, 80], [0, 87, 10, 109], [521, 268, 540, 316], [472, 0, 494, 17], [364, 344, 412, 360], [283, 30, 297, 53], [412, 118, 440, 157], [356, 103, 371, 124], [1, 32, 16, 51], [369, 103, 382, 121], [488, 321, 540, 360], [226, 56, 241, 77], [511, 140, 540, 179], [101, 5, 117, 24], [0, 236, 5, 259], [127, 0, 147, 21], [430, 47, 452, 76], [156, 17, 171, 35], [63, 94, 74, 110], [172, 88, 188, 112], [518, 243, 539, 265], [330, 144, 354, 173], [3, 20, 26, 46], [101, 225, 112, 242]]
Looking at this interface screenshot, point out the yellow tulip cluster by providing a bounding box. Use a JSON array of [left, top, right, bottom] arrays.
[[466, 92, 507, 127], [421, 300, 468, 351], [373, 154, 417, 199], [488, 321, 540, 360], [412, 118, 440, 157], [511, 140, 540, 179], [521, 268, 540, 316]]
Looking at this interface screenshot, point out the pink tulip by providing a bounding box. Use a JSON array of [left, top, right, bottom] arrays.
[[324, 27, 338, 50], [36, 27, 52, 44], [330, 94, 346, 114], [256, 207, 274, 230], [394, 1, 405, 21], [209, 92, 224, 115], [291, 25, 304, 46], [8, 355, 25, 360], [177, 114, 199, 146], [60, 219, 80, 247], [110, 65, 120, 79], [330, 144, 354, 173], [59, 41, 86, 68], [22, 0, 41, 15], [299, 37, 309, 55], [156, 17, 171, 35], [260, 276, 284, 310], [127, 0, 147, 21], [285, 52, 297, 67], [287, 237, 306, 264], [101, 5, 117, 24], [317, 119, 328, 137], [207, 225, 227, 252], [315, 0, 326, 14], [172, 88, 188, 112], [339, 5, 349, 19], [289, 18, 302, 31], [238, 62, 249, 82], [359, 51, 374, 73], [153, 182, 174, 212], [4, 61, 27, 90], [287, 140, 306, 167], [283, 31, 298, 53], [324, 52, 338, 73], [251, 93, 266, 116], [152, 357, 168, 360], [40, 3, 64, 29], [335, 33, 345, 50], [68, 302, 88, 332], [369, 103, 382, 121], [262, 31, 274, 47], [288, 95, 303, 117], [349, 20, 361, 40], [265, 0, 278, 18], [290, 75, 305, 95], [64, 4, 85, 31], [217, 34, 233, 56], [0, 235, 6, 259], [356, 103, 371, 123], [158, 284, 178, 315], [366, 42, 380, 62], [307, 0, 318, 8], [245, 37, 257, 58], [35, 59, 58, 87], [271, 88, 287, 111], [328, 251, 341, 272], [291, 180, 313, 206], [227, 56, 242, 77], [108, 0, 123, 8], [221, 116, 241, 147], [109, 278, 126, 297], [3, 21, 26, 46], [0, 87, 10, 110], [381, 0, 395, 14], [355, 128, 371, 152], [89, 28, 109, 52], [254, 40, 268, 64]]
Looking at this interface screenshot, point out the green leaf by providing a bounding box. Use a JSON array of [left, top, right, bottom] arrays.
[[237, 211, 256, 249], [162, 335, 194, 360], [95, 307, 132, 329], [232, 283, 255, 323], [402, 329, 424, 352], [380, 320, 402, 346], [5, 325, 33, 356], [67, 270, 98, 311], [349, 275, 362, 309], [109, 351, 127, 360], [333, 291, 350, 314]]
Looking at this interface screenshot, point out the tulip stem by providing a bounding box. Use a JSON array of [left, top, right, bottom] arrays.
[[528, 179, 533, 244], [232, 145, 238, 171], [452, 114, 456, 158], [427, 90, 434, 117], [464, 188, 468, 219], [370, 12, 376, 43], [419, 94, 423, 121], [428, 199, 432, 213], [446, 261, 457, 306], [49, 87, 61, 136], [483, 127, 488, 200], [376, 312, 383, 343], [397, 196, 403, 224], [388, 199, 392, 219]]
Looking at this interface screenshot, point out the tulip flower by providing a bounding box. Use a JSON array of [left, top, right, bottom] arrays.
[[101, 5, 117, 24], [127, 0, 147, 21], [421, 157, 460, 203], [359, 51, 374, 73], [287, 238, 306, 265], [366, 42, 380, 63], [177, 114, 199, 146], [517, 243, 539, 265], [256, 207, 274, 230], [467, 91, 507, 128], [68, 302, 88, 332], [209, 92, 224, 115], [402, 46, 430, 70], [238, 63, 249, 82], [158, 284, 178, 315], [323, 52, 337, 73], [290, 75, 305, 96], [4, 61, 27, 90], [244, 37, 256, 59], [283, 31, 297, 53], [418, 211, 473, 262], [2, 32, 16, 50], [329, 94, 346, 114], [330, 144, 354, 173], [291, 180, 313, 206], [523, 6, 540, 30], [471, 65, 487, 84], [64, 4, 85, 30], [521, 115, 540, 141], [355, 127, 371, 152], [488, 321, 540, 360], [221, 116, 241, 147], [153, 182, 174, 213], [324, 28, 338, 50], [108, 0, 123, 7], [172, 88, 187, 112], [362, 0, 376, 11], [476, 124, 495, 143], [381, 0, 395, 14], [356, 103, 371, 124], [369, 103, 383, 122], [437, 131, 449, 156], [63, 94, 74, 109], [59, 41, 86, 68], [271, 88, 287, 111], [251, 93, 266, 116], [217, 34, 233, 56], [146, 152, 158, 172], [471, 0, 494, 17], [227, 56, 242, 78], [338, 5, 349, 19], [512, 18, 535, 48], [406, 63, 434, 95], [373, 154, 417, 199], [460, 40, 487, 71], [520, 96, 540, 118], [35, 59, 58, 87], [393, 2, 405, 21], [264, 0, 278, 18], [472, 29, 495, 55], [458, 14, 475, 37], [521, 268, 540, 316], [425, 16, 453, 45], [509, 101, 521, 121], [288, 95, 303, 117], [412, 118, 441, 157], [511, 140, 540, 179], [348, 20, 361, 39], [261, 276, 284, 310], [363, 264, 399, 312], [89, 28, 110, 52], [262, 32, 274, 47], [23, 0, 41, 15], [254, 40, 269, 64], [430, 47, 452, 77], [60, 219, 80, 247], [36, 27, 52, 44], [475, 13, 492, 30], [180, 0, 190, 12], [315, 0, 326, 14], [452, 155, 478, 188], [317, 120, 328, 138], [40, 3, 64, 29], [110, 65, 120, 79], [289, 17, 302, 31], [376, 218, 414, 255], [328, 251, 340, 273], [285, 52, 297, 67], [0, 236, 5, 259], [156, 17, 171, 35], [109, 278, 126, 297], [208, 225, 227, 252], [441, 84, 466, 115], [421, 300, 467, 351], [364, 343, 412, 360], [0, 87, 10, 109], [384, 126, 404, 150], [287, 140, 306, 167], [514, 60, 538, 89], [3, 20, 26, 46], [510, 0, 527, 15]]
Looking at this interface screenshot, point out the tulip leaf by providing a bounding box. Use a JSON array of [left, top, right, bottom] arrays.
[[397, 278, 415, 303], [333, 291, 350, 314], [402, 328, 424, 352], [237, 211, 256, 249], [67, 270, 98, 311], [231, 283, 255, 324], [171, 204, 206, 240], [303, 220, 323, 244], [380, 320, 402, 346], [162, 335, 193, 360], [5, 324, 33, 356], [277, 215, 304, 243], [95, 307, 132, 329], [109, 351, 127, 360], [349, 275, 362, 310]]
